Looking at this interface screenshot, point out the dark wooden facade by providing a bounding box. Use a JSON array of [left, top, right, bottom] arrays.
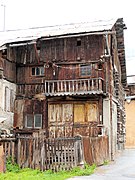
[[0, 18, 127, 159]]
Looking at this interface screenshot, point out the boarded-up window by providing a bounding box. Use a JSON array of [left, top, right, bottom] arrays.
[[86, 103, 98, 122], [49, 104, 62, 123], [49, 104, 73, 123], [62, 104, 73, 122], [48, 102, 98, 124], [74, 104, 85, 123]]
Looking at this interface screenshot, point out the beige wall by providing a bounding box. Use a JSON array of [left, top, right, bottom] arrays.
[[125, 100, 135, 148]]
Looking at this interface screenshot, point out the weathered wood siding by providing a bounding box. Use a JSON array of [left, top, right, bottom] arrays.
[[14, 99, 46, 129], [41, 36, 104, 62], [3, 60, 16, 82], [48, 101, 100, 138], [83, 136, 109, 165]]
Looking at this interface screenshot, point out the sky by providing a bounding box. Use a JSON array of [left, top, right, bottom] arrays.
[[0, 0, 135, 77]]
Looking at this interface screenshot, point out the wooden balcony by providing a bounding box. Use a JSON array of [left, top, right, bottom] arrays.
[[45, 78, 105, 96], [17, 83, 45, 96], [17, 78, 105, 97]]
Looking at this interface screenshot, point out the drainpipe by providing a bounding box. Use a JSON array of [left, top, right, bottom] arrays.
[[105, 34, 114, 160]]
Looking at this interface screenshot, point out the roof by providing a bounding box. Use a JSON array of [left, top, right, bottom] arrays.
[[45, 90, 104, 97], [0, 18, 117, 47]]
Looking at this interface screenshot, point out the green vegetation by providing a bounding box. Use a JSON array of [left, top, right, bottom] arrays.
[[103, 160, 109, 165], [0, 158, 96, 180]]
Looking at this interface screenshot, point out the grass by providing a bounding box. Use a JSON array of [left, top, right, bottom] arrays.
[[0, 158, 96, 180]]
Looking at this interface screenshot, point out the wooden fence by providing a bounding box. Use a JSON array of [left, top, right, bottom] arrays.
[[0, 135, 109, 172], [16, 136, 83, 171]]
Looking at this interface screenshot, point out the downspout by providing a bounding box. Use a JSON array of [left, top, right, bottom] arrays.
[[105, 33, 114, 160], [109, 56, 114, 160]]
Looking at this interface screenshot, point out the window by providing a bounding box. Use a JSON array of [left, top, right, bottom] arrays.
[[32, 67, 44, 76], [25, 114, 42, 128], [77, 38, 81, 46], [5, 87, 10, 112], [80, 65, 91, 76], [34, 114, 42, 128], [10, 90, 14, 112], [5, 87, 14, 112], [26, 115, 33, 128], [37, 46, 40, 56]]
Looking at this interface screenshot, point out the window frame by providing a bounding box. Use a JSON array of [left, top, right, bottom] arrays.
[[25, 114, 33, 128], [34, 114, 42, 128], [31, 67, 44, 76], [25, 114, 42, 129], [80, 64, 91, 77]]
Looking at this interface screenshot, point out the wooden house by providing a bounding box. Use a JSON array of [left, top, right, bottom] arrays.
[[0, 18, 127, 160]]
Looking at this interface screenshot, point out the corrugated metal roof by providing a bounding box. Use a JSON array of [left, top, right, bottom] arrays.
[[45, 90, 104, 97], [0, 18, 117, 47]]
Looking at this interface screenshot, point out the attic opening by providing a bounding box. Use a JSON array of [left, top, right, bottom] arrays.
[[2, 49, 7, 58], [77, 38, 81, 46], [36, 45, 40, 56]]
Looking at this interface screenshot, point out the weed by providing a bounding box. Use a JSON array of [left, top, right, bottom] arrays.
[[6, 157, 20, 173], [103, 160, 109, 165]]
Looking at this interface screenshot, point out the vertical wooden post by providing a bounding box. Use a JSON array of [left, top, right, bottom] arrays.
[[17, 137, 21, 167], [74, 136, 84, 168], [0, 142, 6, 173]]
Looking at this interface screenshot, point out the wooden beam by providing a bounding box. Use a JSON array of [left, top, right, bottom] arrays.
[[40, 31, 116, 41]]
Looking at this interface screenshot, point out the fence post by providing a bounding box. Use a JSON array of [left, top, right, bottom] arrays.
[[0, 142, 6, 173], [74, 136, 84, 168]]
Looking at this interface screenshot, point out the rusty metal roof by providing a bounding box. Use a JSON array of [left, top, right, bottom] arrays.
[[0, 18, 117, 47]]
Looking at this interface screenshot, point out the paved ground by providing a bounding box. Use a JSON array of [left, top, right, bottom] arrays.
[[67, 149, 135, 180]]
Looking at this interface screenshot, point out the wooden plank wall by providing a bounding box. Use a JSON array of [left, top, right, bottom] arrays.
[[2, 139, 16, 163]]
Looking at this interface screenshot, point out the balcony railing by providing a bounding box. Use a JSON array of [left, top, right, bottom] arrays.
[[17, 83, 45, 96], [17, 78, 105, 97], [45, 78, 104, 96]]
